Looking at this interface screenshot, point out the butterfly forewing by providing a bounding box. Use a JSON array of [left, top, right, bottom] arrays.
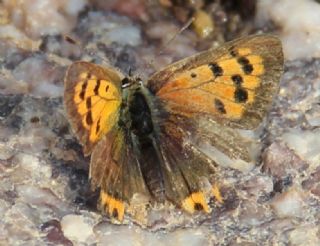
[[147, 34, 284, 129], [145, 34, 283, 214], [64, 61, 123, 155]]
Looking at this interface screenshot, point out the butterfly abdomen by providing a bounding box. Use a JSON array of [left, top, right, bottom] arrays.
[[127, 88, 166, 201]]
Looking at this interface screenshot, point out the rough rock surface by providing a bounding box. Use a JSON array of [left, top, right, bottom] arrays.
[[0, 1, 319, 245]]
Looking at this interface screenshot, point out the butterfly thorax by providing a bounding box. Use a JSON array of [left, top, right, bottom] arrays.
[[120, 77, 154, 137], [128, 90, 154, 136]]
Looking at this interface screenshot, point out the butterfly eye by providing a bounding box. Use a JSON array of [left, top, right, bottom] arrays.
[[121, 77, 131, 88]]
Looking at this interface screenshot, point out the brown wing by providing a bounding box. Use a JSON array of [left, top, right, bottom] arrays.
[[64, 61, 123, 155], [147, 34, 283, 129], [90, 128, 151, 222], [156, 114, 216, 213], [145, 34, 283, 214]]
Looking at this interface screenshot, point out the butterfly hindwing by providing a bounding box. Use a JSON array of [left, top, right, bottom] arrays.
[[90, 128, 151, 222], [148, 34, 283, 129], [64, 61, 123, 155], [157, 114, 215, 213]]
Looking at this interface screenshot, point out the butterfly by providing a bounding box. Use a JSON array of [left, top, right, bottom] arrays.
[[64, 34, 283, 223]]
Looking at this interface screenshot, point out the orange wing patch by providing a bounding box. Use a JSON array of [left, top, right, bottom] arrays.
[[212, 184, 223, 203], [182, 192, 210, 214], [157, 47, 265, 120], [237, 47, 251, 56], [64, 61, 123, 155], [100, 191, 125, 222], [73, 75, 121, 142]]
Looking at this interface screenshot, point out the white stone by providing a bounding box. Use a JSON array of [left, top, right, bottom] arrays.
[[64, 0, 87, 16], [282, 129, 320, 167], [271, 188, 305, 218], [16, 152, 52, 180], [288, 225, 320, 246], [107, 25, 141, 46], [3, 0, 87, 38], [167, 229, 209, 246], [61, 214, 94, 243], [257, 0, 320, 60]]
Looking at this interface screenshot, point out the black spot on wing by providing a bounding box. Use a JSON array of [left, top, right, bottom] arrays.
[[230, 49, 237, 57], [194, 203, 204, 211], [243, 64, 253, 74], [237, 57, 250, 66], [86, 97, 91, 109], [209, 63, 223, 77], [96, 118, 100, 134], [234, 88, 248, 103], [231, 74, 243, 86], [237, 57, 253, 75], [86, 111, 93, 125], [79, 82, 87, 100], [214, 98, 226, 114], [112, 208, 119, 219], [94, 80, 101, 95]]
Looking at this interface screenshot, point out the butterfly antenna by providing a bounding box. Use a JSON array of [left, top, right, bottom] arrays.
[[158, 16, 195, 55], [144, 17, 195, 72], [128, 67, 133, 77]]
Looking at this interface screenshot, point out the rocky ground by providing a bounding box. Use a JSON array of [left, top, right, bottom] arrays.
[[0, 0, 320, 245]]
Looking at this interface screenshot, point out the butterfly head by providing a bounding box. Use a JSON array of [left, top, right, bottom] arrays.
[[121, 76, 143, 90]]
